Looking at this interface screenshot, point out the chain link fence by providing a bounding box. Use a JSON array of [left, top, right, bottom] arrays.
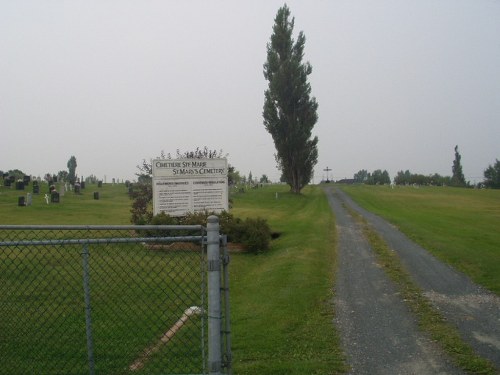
[[0, 221, 231, 375]]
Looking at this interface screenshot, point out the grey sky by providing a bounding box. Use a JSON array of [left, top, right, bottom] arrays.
[[1, 1, 499, 184]]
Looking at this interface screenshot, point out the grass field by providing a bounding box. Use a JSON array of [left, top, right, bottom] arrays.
[[228, 185, 345, 374], [0, 240, 205, 374], [2, 180, 498, 372], [0, 181, 346, 374], [339, 184, 500, 295], [0, 182, 132, 224]]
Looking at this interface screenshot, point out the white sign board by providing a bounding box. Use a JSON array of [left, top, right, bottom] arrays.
[[152, 158, 228, 217]]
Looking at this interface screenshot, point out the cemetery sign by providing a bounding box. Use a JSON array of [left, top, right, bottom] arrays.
[[152, 158, 228, 217]]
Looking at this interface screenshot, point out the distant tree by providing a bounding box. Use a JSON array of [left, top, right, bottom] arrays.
[[353, 169, 369, 183], [451, 145, 466, 187], [260, 174, 270, 184], [44, 173, 53, 184], [394, 170, 452, 186], [359, 169, 391, 185], [6, 169, 25, 180], [228, 165, 241, 186], [67, 156, 77, 185], [483, 159, 500, 189], [85, 174, 98, 184], [58, 170, 69, 182], [381, 170, 391, 184], [263, 4, 319, 194], [248, 171, 253, 185], [394, 170, 411, 185]]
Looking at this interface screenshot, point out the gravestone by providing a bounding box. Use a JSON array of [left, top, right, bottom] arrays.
[[23, 176, 31, 185], [97, 180, 103, 188], [51, 191, 60, 203], [74, 183, 81, 194], [93, 191, 99, 200], [18, 196, 25, 206], [80, 181, 85, 189], [26, 193, 32, 206], [4, 178, 11, 187], [33, 181, 40, 194], [59, 183, 65, 197], [15, 180, 25, 190]]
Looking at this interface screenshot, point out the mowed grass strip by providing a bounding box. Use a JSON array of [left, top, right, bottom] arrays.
[[345, 204, 496, 374], [340, 185, 500, 294], [229, 185, 346, 374]]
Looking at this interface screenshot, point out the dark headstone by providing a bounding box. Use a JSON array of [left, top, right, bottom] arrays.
[[18, 196, 25, 206], [51, 191, 60, 203], [80, 181, 85, 189], [23, 176, 31, 184], [15, 181, 25, 190], [33, 184, 40, 194], [93, 192, 99, 200], [97, 180, 103, 188]]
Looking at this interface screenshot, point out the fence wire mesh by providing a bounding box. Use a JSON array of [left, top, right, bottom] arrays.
[[0, 225, 220, 375]]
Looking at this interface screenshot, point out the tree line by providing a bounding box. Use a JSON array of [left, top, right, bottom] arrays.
[[352, 146, 500, 188]]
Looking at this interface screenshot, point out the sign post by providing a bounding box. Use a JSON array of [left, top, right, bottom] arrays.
[[152, 158, 228, 217]]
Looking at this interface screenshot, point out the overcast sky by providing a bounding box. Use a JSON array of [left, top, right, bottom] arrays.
[[1, 0, 499, 184]]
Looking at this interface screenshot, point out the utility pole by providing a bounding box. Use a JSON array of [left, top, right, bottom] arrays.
[[323, 167, 332, 183]]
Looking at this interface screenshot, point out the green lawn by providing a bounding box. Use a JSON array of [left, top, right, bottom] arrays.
[[1, 181, 346, 374], [339, 184, 500, 294], [0, 241, 205, 374], [229, 185, 345, 374], [4, 180, 498, 372], [0, 182, 132, 224]]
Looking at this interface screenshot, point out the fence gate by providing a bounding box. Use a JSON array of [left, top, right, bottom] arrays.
[[0, 217, 231, 375]]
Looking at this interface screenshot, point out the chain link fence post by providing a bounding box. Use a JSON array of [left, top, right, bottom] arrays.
[[82, 243, 95, 375], [221, 235, 232, 374], [207, 216, 222, 375]]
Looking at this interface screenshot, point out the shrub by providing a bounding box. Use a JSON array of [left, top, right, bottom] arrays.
[[142, 211, 272, 253], [239, 217, 271, 253]]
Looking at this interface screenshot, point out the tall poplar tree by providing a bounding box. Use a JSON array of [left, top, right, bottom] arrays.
[[263, 4, 319, 193], [451, 145, 466, 187], [67, 155, 77, 185]]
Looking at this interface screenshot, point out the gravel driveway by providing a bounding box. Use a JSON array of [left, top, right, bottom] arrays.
[[324, 186, 500, 374]]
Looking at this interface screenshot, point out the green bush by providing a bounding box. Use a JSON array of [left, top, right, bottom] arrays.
[[143, 211, 272, 253], [239, 217, 271, 253]]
